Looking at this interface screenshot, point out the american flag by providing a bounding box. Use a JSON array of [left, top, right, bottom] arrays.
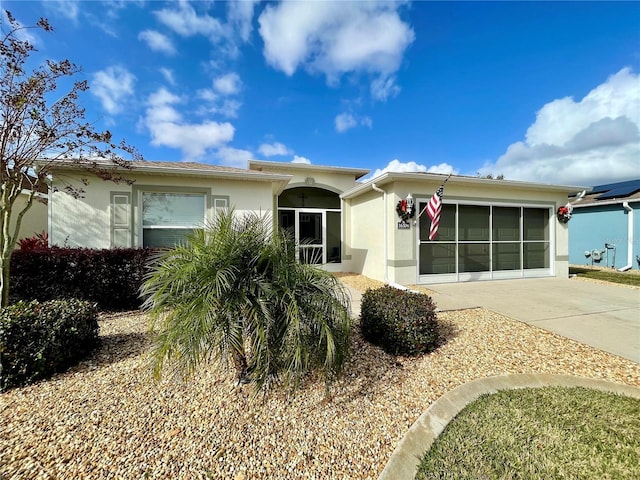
[[426, 183, 445, 240]]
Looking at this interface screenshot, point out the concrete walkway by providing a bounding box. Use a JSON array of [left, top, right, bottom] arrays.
[[425, 277, 639, 363], [343, 277, 639, 363]]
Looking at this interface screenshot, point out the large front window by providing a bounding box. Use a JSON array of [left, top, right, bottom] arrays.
[[418, 203, 551, 281], [142, 192, 205, 248]]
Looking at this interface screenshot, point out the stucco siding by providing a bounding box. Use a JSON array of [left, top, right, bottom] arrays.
[[50, 178, 117, 248], [50, 172, 275, 249], [570, 203, 639, 270], [11, 194, 48, 244], [249, 163, 361, 194], [347, 189, 385, 281]]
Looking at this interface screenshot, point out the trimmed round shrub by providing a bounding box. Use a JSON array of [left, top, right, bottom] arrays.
[[0, 299, 99, 391], [360, 286, 438, 355]]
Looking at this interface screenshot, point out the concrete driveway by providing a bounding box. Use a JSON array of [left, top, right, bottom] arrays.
[[426, 277, 640, 363]]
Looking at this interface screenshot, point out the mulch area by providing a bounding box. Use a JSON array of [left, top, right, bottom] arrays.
[[2, 275, 639, 479]]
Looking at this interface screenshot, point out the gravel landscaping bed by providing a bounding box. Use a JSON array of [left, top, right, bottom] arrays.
[[2, 276, 639, 479]]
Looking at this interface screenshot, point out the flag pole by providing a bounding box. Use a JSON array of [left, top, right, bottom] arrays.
[[416, 172, 452, 220]]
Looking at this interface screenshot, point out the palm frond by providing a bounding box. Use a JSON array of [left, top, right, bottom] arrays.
[[142, 208, 351, 393]]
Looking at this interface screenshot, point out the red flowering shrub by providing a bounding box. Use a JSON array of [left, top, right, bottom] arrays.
[[17, 231, 48, 251]]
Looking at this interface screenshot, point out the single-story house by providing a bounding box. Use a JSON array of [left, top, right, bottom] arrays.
[[45, 159, 586, 285], [568, 180, 640, 271]]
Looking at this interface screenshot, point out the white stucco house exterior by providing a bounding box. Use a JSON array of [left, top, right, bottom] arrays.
[[11, 191, 48, 243], [45, 159, 585, 285]]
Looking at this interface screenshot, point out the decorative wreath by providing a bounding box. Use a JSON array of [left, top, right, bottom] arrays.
[[396, 200, 416, 222], [557, 205, 572, 223]]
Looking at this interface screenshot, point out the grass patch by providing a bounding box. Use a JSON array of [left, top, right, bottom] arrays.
[[416, 387, 640, 480], [569, 266, 640, 287]]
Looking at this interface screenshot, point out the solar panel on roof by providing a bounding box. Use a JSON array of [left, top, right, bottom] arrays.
[[595, 179, 640, 200], [591, 179, 640, 194]]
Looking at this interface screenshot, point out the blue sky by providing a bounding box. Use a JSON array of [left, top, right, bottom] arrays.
[[3, 1, 639, 186]]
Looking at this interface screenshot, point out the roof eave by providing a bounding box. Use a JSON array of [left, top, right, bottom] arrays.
[[573, 198, 640, 208], [133, 165, 292, 182], [249, 159, 370, 180], [44, 160, 292, 183], [341, 172, 590, 199]]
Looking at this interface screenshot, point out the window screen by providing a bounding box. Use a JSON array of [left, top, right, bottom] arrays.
[[142, 193, 205, 247]]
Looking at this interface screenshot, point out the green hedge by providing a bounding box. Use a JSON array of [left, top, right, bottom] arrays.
[[0, 299, 99, 391], [360, 286, 438, 356]]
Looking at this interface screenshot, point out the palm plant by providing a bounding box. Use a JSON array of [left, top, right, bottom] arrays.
[[140, 210, 351, 392]]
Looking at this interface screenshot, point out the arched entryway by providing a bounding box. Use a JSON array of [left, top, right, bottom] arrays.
[[277, 186, 341, 264]]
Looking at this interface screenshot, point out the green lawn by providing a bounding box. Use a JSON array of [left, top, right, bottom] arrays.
[[570, 266, 640, 287], [416, 386, 640, 480]]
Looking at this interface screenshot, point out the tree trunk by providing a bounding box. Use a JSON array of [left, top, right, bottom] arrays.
[[0, 188, 36, 307], [232, 350, 250, 384], [0, 250, 10, 307], [0, 194, 13, 308]]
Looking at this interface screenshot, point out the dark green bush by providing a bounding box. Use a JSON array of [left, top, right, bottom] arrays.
[[10, 247, 154, 311], [0, 299, 99, 391], [360, 285, 438, 355]]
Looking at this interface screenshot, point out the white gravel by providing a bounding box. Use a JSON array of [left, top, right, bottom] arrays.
[[2, 276, 639, 479]]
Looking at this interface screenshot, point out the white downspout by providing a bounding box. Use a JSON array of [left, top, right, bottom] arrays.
[[371, 183, 388, 282], [618, 202, 634, 271]]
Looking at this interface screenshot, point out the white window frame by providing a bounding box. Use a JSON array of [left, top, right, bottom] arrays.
[[140, 191, 207, 248]]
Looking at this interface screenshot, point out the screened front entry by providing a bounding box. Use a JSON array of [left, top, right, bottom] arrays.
[[418, 202, 552, 282], [277, 187, 341, 265]]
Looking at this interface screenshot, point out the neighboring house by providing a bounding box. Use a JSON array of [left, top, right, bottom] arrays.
[[568, 180, 640, 271], [47, 159, 584, 285]]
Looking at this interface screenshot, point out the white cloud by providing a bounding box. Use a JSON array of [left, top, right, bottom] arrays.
[[143, 87, 235, 160], [195, 95, 242, 118], [43, 0, 80, 24], [361, 116, 373, 128], [197, 89, 217, 102], [215, 99, 242, 118], [91, 65, 136, 115], [215, 146, 253, 168], [104, 1, 141, 19], [213, 72, 242, 95], [335, 112, 373, 133], [146, 88, 182, 122], [138, 30, 176, 55], [227, 0, 259, 42], [150, 1, 259, 60], [481, 68, 640, 185], [369, 159, 457, 180], [426, 163, 458, 175], [196, 73, 243, 118], [159, 67, 176, 85], [259, 142, 292, 157], [258, 1, 414, 99], [292, 155, 311, 164], [335, 113, 357, 133], [154, 2, 225, 38], [371, 75, 401, 101]]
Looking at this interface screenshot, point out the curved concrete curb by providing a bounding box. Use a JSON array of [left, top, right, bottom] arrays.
[[378, 374, 640, 480]]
